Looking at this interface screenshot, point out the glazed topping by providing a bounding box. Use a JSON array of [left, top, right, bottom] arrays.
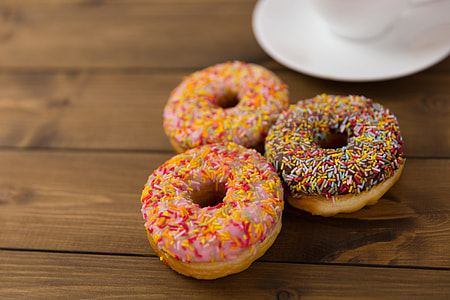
[[265, 94, 405, 201], [141, 142, 284, 263], [163, 61, 289, 150]]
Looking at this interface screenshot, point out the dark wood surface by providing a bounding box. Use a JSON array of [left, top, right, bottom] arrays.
[[0, 0, 449, 298]]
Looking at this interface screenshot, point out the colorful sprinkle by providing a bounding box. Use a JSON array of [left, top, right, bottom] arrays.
[[265, 94, 405, 200], [141, 142, 284, 263], [163, 61, 289, 150]]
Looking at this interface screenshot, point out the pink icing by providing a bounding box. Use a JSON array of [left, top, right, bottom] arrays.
[[141, 142, 284, 263], [163, 61, 289, 150]]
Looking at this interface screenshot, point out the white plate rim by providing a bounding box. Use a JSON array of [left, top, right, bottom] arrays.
[[252, 0, 450, 82]]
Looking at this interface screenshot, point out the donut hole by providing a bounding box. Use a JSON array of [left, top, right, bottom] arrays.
[[191, 182, 227, 208], [216, 92, 239, 109], [318, 131, 349, 149]]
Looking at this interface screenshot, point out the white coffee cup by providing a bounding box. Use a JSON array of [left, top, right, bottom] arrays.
[[308, 0, 448, 40]]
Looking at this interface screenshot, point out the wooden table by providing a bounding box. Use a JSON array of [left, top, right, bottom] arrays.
[[1, 1, 449, 298]]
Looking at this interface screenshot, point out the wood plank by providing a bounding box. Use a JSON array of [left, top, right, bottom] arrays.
[[0, 150, 449, 268], [0, 70, 174, 151], [0, 0, 448, 73], [0, 0, 448, 72], [0, 0, 264, 68], [1, 250, 449, 299], [280, 71, 450, 158], [268, 158, 450, 267], [0, 150, 172, 255], [0, 70, 448, 157], [0, 1, 446, 298], [0, 0, 450, 72]]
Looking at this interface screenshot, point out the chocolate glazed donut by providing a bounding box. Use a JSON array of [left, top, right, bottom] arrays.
[[265, 94, 405, 217]]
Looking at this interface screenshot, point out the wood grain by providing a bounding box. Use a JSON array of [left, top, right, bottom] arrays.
[[0, 0, 262, 69], [1, 250, 449, 299], [0, 0, 448, 73], [0, 0, 448, 296], [0, 70, 448, 156], [0, 150, 448, 268]]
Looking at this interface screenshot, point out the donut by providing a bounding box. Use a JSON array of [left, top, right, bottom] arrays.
[[140, 142, 284, 279], [265, 94, 405, 217], [163, 61, 289, 153]]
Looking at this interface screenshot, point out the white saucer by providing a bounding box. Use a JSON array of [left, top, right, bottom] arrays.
[[252, 0, 450, 81]]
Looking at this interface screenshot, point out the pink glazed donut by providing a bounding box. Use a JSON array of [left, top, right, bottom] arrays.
[[163, 61, 289, 153], [140, 142, 284, 279]]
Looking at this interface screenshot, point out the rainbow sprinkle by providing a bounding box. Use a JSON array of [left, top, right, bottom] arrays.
[[265, 94, 405, 201], [141, 142, 284, 263], [163, 61, 289, 150]]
